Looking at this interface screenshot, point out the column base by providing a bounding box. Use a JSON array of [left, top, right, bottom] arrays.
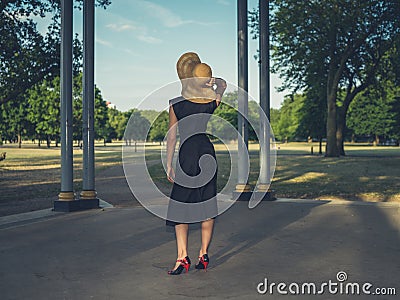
[[53, 199, 80, 212], [232, 189, 276, 201], [58, 191, 75, 201], [232, 191, 253, 201], [53, 198, 99, 212], [79, 190, 99, 210], [80, 190, 97, 200], [78, 198, 99, 210], [233, 183, 252, 201], [252, 190, 276, 201], [235, 183, 252, 192]]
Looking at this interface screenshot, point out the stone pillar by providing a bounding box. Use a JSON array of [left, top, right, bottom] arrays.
[[80, 0, 99, 208], [257, 0, 271, 192], [235, 0, 251, 196], [56, 0, 75, 210]]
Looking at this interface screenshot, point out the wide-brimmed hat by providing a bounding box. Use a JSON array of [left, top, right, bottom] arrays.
[[176, 52, 216, 103]]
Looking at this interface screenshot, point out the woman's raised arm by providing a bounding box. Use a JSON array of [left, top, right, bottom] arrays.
[[166, 105, 178, 183]]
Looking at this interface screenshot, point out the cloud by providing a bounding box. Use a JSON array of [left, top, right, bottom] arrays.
[[139, 1, 187, 27], [106, 20, 163, 44], [96, 38, 112, 47], [123, 49, 139, 56], [137, 35, 162, 44], [139, 1, 213, 27], [217, 0, 231, 6], [106, 23, 137, 32]]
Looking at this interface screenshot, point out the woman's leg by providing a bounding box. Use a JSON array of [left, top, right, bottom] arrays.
[[199, 218, 214, 256], [172, 223, 189, 269]]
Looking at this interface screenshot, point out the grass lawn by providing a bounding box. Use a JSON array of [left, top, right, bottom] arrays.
[[147, 142, 400, 202], [0, 143, 123, 216], [0, 141, 399, 216]]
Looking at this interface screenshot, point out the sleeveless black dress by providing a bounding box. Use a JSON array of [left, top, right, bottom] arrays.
[[166, 96, 218, 226]]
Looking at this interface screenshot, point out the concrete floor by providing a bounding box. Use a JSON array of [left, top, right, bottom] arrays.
[[0, 199, 399, 300]]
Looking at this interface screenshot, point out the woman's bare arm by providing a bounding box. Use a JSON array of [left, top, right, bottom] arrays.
[[166, 105, 178, 182], [215, 77, 227, 107]]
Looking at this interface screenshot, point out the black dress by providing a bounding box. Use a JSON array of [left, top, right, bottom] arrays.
[[166, 96, 218, 226]]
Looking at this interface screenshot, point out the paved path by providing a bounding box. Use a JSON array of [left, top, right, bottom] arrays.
[[0, 197, 399, 299], [1, 165, 399, 299]]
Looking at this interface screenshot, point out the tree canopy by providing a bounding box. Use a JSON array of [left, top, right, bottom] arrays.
[[250, 0, 400, 156], [0, 0, 111, 104]]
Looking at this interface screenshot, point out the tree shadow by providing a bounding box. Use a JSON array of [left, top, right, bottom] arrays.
[[210, 201, 327, 268]]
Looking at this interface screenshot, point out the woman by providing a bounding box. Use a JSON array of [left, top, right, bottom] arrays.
[[166, 52, 226, 275]]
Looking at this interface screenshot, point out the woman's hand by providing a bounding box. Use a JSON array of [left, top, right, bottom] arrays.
[[167, 166, 175, 183], [215, 77, 227, 96], [205, 77, 216, 88]]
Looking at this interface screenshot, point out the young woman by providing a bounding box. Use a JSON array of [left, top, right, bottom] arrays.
[[166, 52, 226, 275]]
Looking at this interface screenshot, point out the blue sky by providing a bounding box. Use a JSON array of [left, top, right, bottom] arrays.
[[72, 0, 285, 111]]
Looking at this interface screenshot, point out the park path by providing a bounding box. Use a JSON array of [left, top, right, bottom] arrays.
[[0, 185, 399, 299], [96, 164, 139, 207]]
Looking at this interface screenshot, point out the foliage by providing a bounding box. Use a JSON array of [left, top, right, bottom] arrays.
[[124, 109, 150, 142], [26, 77, 60, 147], [347, 80, 400, 143], [69, 73, 111, 143], [147, 110, 168, 142], [107, 108, 127, 140], [1, 73, 111, 146], [250, 0, 400, 156], [0, 0, 111, 105], [273, 94, 304, 142], [140, 110, 161, 124]]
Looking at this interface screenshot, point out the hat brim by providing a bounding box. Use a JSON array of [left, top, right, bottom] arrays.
[[181, 77, 216, 104]]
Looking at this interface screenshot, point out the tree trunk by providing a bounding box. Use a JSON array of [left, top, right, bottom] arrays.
[[326, 91, 339, 157], [18, 131, 22, 148], [46, 135, 51, 148], [319, 137, 323, 155], [336, 106, 346, 156], [374, 134, 380, 146], [325, 47, 341, 157]]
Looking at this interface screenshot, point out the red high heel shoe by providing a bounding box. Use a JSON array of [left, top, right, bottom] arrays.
[[167, 256, 191, 275], [195, 254, 209, 271]]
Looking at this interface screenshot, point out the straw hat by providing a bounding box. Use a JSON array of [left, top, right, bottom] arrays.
[[176, 52, 217, 103]]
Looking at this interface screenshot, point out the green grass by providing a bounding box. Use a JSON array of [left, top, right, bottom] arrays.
[[1, 142, 399, 216], [0, 144, 122, 204], [147, 142, 400, 202]]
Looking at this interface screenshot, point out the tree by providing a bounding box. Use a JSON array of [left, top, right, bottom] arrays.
[[70, 73, 111, 144], [94, 87, 111, 144], [0, 0, 111, 105], [26, 77, 60, 147], [147, 110, 169, 142], [0, 98, 32, 147], [107, 107, 127, 140], [208, 91, 238, 141], [124, 110, 150, 145], [250, 0, 400, 156], [140, 110, 161, 124], [273, 94, 303, 142], [389, 97, 400, 145], [296, 88, 327, 154], [347, 80, 399, 145], [269, 108, 280, 139]]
